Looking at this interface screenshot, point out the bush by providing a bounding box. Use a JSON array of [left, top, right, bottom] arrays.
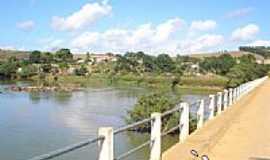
[[75, 65, 88, 76], [126, 93, 180, 132], [126, 92, 198, 133], [18, 65, 37, 79]]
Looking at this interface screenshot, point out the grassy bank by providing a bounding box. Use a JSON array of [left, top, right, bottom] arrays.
[[29, 73, 227, 94]]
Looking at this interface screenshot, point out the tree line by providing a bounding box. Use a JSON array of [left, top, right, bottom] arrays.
[[239, 46, 270, 58], [0, 49, 269, 88]]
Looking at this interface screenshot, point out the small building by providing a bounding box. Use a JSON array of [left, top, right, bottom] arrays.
[[73, 53, 117, 64], [90, 53, 117, 63]]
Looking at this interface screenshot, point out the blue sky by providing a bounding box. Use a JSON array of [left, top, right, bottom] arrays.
[[0, 0, 270, 55]]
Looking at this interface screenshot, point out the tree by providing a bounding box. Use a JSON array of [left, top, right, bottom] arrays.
[[85, 52, 90, 63], [18, 65, 37, 79], [155, 54, 175, 72], [226, 58, 268, 87], [55, 49, 73, 62], [0, 61, 18, 78], [41, 52, 54, 63], [41, 64, 52, 73], [238, 54, 256, 64], [29, 50, 42, 63], [126, 93, 177, 132], [75, 65, 88, 76], [239, 46, 270, 58], [199, 54, 235, 75]]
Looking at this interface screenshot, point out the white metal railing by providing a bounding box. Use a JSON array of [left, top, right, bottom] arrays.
[[28, 76, 268, 160]]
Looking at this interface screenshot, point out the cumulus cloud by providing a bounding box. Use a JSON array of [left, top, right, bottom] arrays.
[[225, 7, 253, 19], [190, 20, 217, 32], [51, 1, 112, 31], [231, 24, 259, 41], [70, 18, 185, 53], [248, 40, 270, 46], [178, 34, 224, 53], [16, 20, 35, 31]]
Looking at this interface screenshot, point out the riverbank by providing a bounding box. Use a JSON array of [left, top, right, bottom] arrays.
[[3, 74, 227, 94]]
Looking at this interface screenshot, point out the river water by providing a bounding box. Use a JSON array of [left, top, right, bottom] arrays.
[[0, 82, 209, 160]]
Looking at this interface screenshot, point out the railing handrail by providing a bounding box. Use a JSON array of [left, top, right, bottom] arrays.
[[28, 136, 105, 160]]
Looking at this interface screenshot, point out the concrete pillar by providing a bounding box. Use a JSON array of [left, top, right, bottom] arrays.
[[239, 85, 242, 97], [179, 103, 189, 143], [223, 89, 228, 110], [98, 127, 114, 160], [237, 87, 240, 100], [217, 92, 223, 114], [150, 113, 161, 160], [235, 87, 238, 99], [208, 95, 215, 120], [229, 88, 233, 106], [197, 99, 204, 129], [233, 88, 237, 103]]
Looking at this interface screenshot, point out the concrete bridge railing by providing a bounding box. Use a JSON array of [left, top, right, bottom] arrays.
[[28, 76, 268, 160]]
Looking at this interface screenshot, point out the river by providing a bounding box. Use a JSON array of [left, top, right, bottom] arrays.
[[0, 82, 209, 160]]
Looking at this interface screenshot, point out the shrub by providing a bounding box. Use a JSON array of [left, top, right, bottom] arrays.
[[126, 93, 177, 132]]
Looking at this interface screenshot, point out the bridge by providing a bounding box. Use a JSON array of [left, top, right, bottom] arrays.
[[28, 76, 269, 160]]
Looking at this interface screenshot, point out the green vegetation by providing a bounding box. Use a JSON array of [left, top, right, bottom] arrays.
[[226, 55, 269, 87], [126, 93, 177, 132], [239, 46, 270, 58], [199, 54, 269, 88], [199, 54, 236, 75], [0, 48, 269, 92], [126, 92, 197, 133]]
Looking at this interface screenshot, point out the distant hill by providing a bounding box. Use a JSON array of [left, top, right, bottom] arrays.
[[189, 51, 265, 60], [0, 49, 29, 60]]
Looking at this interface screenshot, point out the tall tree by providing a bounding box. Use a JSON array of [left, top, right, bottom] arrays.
[[55, 49, 73, 62], [29, 50, 42, 63], [155, 54, 175, 72]]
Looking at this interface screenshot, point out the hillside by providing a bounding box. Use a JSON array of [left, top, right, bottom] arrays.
[[188, 51, 265, 64], [0, 49, 29, 60]]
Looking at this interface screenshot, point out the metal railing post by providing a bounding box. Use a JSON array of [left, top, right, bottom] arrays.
[[179, 103, 189, 142], [150, 113, 161, 160], [209, 95, 215, 120], [98, 127, 114, 160], [217, 92, 222, 114], [197, 99, 204, 129], [223, 89, 228, 110]]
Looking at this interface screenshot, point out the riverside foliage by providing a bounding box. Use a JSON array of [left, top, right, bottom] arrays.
[[0, 49, 269, 89]]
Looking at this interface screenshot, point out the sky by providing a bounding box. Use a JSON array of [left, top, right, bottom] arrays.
[[0, 0, 270, 55]]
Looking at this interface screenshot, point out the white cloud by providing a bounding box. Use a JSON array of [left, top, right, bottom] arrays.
[[248, 40, 270, 46], [70, 18, 185, 53], [178, 34, 224, 53], [16, 20, 35, 31], [39, 37, 64, 51], [0, 45, 17, 50], [190, 20, 217, 32], [51, 1, 112, 31], [225, 7, 253, 19], [231, 24, 259, 41]]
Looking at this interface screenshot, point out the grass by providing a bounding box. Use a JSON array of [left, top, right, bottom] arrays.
[[37, 73, 227, 94]]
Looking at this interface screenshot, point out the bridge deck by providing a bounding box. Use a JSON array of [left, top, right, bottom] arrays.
[[162, 79, 270, 160]]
